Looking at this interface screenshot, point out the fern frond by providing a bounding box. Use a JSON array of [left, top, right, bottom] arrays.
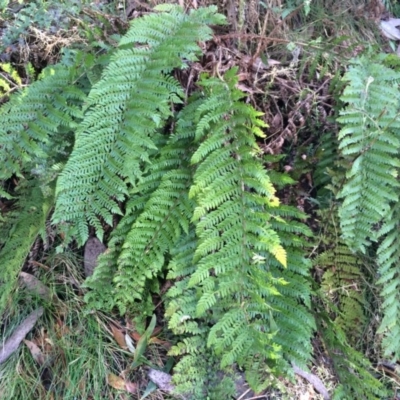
[[164, 69, 314, 394], [319, 243, 366, 341], [0, 64, 85, 195], [315, 207, 367, 344], [317, 309, 387, 400], [376, 202, 400, 358], [84, 99, 200, 314], [0, 181, 53, 314], [337, 57, 400, 253], [53, 6, 225, 244], [265, 202, 315, 369]]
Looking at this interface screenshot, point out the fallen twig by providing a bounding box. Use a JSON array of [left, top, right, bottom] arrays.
[[292, 363, 330, 400]]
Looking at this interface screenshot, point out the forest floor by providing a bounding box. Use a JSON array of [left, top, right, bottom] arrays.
[[1, 0, 400, 399]]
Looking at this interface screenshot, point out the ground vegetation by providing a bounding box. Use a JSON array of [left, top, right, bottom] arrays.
[[1, 1, 400, 399]]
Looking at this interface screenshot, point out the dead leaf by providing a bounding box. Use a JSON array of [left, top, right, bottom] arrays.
[[0, 307, 44, 364], [129, 331, 141, 342], [124, 381, 137, 394], [39, 328, 53, 353], [107, 373, 137, 394], [380, 19, 400, 40], [125, 333, 135, 353], [292, 363, 330, 400], [107, 373, 126, 391], [24, 339, 45, 365], [148, 337, 172, 349], [151, 326, 162, 337], [110, 325, 127, 349], [55, 318, 70, 337], [148, 369, 174, 393], [236, 83, 259, 94]]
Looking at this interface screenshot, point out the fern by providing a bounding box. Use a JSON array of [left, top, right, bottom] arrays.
[[314, 206, 386, 398], [315, 209, 367, 344], [376, 201, 400, 358], [0, 6, 317, 397], [53, 5, 225, 244], [337, 56, 400, 359], [0, 63, 85, 198], [163, 70, 314, 395], [265, 204, 315, 368], [85, 65, 315, 395], [316, 307, 387, 400], [84, 110, 197, 315], [0, 181, 53, 313], [0, 52, 90, 315], [337, 57, 400, 253]]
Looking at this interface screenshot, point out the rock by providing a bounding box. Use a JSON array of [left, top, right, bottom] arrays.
[[83, 237, 106, 277]]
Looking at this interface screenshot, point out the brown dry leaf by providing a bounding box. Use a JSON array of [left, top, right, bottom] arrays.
[[39, 329, 53, 353], [84, 237, 106, 277], [107, 373, 126, 391], [55, 318, 70, 337], [124, 380, 137, 394], [151, 326, 162, 337], [292, 363, 329, 400], [148, 337, 172, 349], [110, 325, 127, 349], [24, 339, 45, 365], [236, 83, 258, 94], [129, 331, 141, 342]]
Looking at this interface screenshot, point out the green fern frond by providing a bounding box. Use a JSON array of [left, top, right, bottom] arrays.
[[317, 309, 387, 400], [376, 202, 400, 358], [337, 57, 400, 253], [0, 64, 85, 195], [164, 70, 314, 395], [0, 181, 53, 314], [53, 6, 225, 244], [84, 98, 201, 315], [315, 207, 367, 344], [318, 243, 366, 342], [266, 203, 315, 368]]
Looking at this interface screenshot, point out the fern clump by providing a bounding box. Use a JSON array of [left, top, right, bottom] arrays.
[[83, 66, 315, 395], [0, 53, 91, 314], [1, 5, 316, 397]]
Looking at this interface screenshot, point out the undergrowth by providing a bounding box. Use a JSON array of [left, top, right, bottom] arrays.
[[1, 1, 400, 399]]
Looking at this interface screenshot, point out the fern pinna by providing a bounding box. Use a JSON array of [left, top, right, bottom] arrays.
[[337, 56, 400, 359]]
